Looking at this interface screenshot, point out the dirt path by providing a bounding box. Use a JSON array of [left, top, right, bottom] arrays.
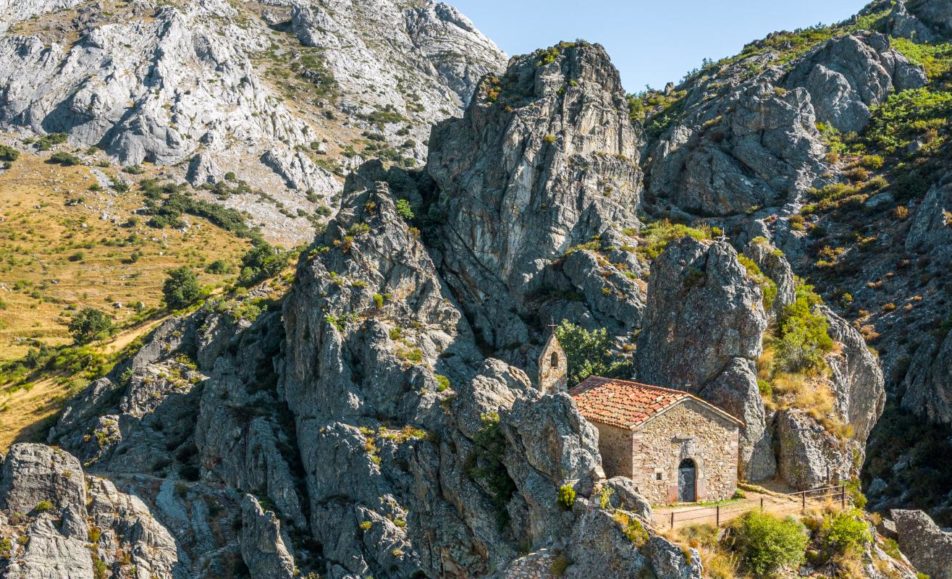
[[652, 486, 849, 530], [0, 315, 170, 451]]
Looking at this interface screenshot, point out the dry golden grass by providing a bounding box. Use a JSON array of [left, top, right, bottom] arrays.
[[0, 151, 250, 362]]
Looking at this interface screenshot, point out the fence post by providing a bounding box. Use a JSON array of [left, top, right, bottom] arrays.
[[841, 485, 846, 509], [670, 511, 675, 530], [760, 497, 764, 512], [716, 505, 720, 527], [801, 492, 806, 512]]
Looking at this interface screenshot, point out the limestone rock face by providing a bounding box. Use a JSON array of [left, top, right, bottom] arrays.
[[784, 33, 926, 133], [0, 0, 81, 32], [776, 410, 853, 490], [636, 238, 770, 479], [240, 494, 297, 579], [0, 444, 184, 579], [0, 0, 504, 242], [428, 42, 644, 354], [821, 306, 886, 442], [637, 238, 767, 390], [893, 510, 952, 579], [647, 79, 827, 217], [888, 0, 952, 41]]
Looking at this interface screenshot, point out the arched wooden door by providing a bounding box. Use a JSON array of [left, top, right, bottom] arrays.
[[678, 459, 697, 503]]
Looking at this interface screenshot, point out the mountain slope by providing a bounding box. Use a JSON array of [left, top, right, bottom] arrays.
[[0, 0, 505, 243]]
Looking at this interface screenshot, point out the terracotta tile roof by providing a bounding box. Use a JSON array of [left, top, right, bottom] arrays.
[[569, 377, 739, 430]]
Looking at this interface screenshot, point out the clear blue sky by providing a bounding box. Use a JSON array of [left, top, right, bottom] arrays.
[[450, 0, 871, 92]]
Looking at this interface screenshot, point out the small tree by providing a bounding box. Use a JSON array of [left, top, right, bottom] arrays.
[[777, 282, 834, 373], [68, 308, 113, 344], [238, 240, 289, 287], [554, 320, 630, 386], [163, 267, 202, 310]]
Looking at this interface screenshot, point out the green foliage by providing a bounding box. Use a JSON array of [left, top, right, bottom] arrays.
[[613, 511, 649, 547], [140, 180, 255, 238], [238, 240, 289, 286], [162, 267, 202, 310], [554, 321, 630, 386], [890, 38, 952, 80], [0, 144, 20, 162], [205, 260, 231, 274], [68, 308, 113, 345], [551, 553, 571, 576], [34, 500, 54, 513], [817, 509, 872, 557], [395, 198, 414, 222], [35, 132, 67, 151], [637, 220, 710, 260], [866, 88, 952, 155], [627, 89, 688, 137], [727, 511, 808, 576], [47, 151, 82, 166], [434, 374, 451, 392], [738, 255, 778, 311], [776, 281, 834, 373], [557, 484, 576, 510], [0, 536, 11, 559]]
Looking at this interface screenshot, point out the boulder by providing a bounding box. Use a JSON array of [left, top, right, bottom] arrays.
[[776, 410, 853, 490], [893, 509, 952, 579], [785, 33, 926, 133], [240, 495, 296, 579]]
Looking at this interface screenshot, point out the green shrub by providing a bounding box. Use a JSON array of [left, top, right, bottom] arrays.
[[205, 260, 231, 274], [613, 511, 649, 547], [34, 500, 54, 513], [776, 281, 834, 373], [47, 151, 82, 166], [557, 484, 576, 510], [162, 267, 202, 310], [554, 320, 630, 386], [434, 374, 451, 392], [68, 308, 113, 345], [0, 536, 11, 559], [818, 509, 871, 557], [0, 144, 20, 162], [238, 241, 289, 286], [728, 511, 808, 576], [395, 198, 414, 222], [35, 132, 67, 151], [550, 553, 571, 576], [637, 220, 710, 260]]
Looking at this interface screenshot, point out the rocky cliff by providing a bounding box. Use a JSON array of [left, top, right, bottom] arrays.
[[0, 0, 505, 243], [1, 0, 951, 576]]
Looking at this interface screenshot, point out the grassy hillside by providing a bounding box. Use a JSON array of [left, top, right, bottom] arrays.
[[0, 148, 250, 362]]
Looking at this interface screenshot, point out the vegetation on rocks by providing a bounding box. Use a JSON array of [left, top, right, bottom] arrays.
[[554, 321, 630, 386]]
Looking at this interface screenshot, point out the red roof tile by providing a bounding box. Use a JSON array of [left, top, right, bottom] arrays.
[[569, 377, 740, 430]]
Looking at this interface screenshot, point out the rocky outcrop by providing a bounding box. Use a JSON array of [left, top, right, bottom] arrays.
[[241, 495, 296, 579], [0, 0, 81, 32], [636, 238, 771, 478], [784, 33, 926, 133], [647, 79, 827, 217], [776, 410, 852, 489], [893, 509, 952, 579], [0, 443, 183, 579], [428, 41, 644, 356], [822, 306, 886, 441], [888, 0, 952, 41]]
